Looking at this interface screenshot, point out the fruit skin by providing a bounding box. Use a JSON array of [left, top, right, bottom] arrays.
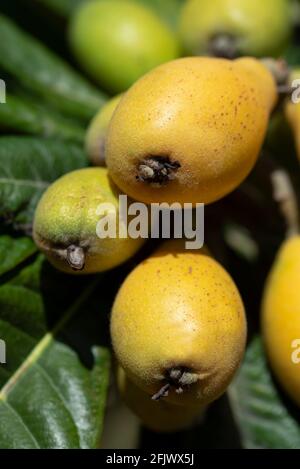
[[285, 68, 300, 163], [106, 56, 277, 205], [111, 241, 247, 407], [68, 0, 181, 94], [179, 0, 292, 58], [85, 94, 123, 167], [33, 167, 144, 274], [262, 236, 300, 407], [117, 365, 203, 433]]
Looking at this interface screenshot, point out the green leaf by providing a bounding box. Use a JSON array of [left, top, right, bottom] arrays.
[[0, 263, 111, 449], [0, 236, 37, 277], [284, 44, 300, 67], [8, 254, 44, 291], [0, 14, 107, 120], [0, 93, 85, 143], [0, 136, 88, 227], [229, 337, 300, 449]]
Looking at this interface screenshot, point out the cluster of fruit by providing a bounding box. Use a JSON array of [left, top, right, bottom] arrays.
[[31, 0, 300, 432]]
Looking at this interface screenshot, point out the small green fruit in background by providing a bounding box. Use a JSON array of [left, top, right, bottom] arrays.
[[179, 0, 292, 58], [117, 365, 204, 433], [33, 168, 144, 274], [69, 0, 181, 94], [86, 94, 123, 167]]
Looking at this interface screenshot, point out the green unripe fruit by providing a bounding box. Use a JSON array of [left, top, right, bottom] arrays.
[[180, 0, 292, 58], [85, 94, 123, 167], [69, 0, 181, 94], [33, 168, 144, 274]]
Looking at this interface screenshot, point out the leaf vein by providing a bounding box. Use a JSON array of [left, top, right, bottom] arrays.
[[0, 400, 40, 448], [0, 178, 49, 189]]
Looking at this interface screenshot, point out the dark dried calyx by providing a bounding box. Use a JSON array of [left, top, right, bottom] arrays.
[[66, 245, 86, 271], [151, 366, 198, 401], [260, 58, 292, 99], [261, 58, 290, 87], [208, 33, 239, 59], [137, 156, 181, 185]]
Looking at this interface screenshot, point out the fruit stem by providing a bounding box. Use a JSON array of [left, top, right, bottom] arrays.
[[208, 34, 238, 59], [151, 383, 171, 401], [66, 245, 86, 271], [137, 156, 180, 185], [271, 170, 299, 238]]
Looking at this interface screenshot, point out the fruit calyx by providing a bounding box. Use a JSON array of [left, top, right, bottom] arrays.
[[151, 367, 199, 401], [208, 33, 239, 59], [261, 58, 291, 94], [66, 245, 86, 271], [34, 234, 87, 271], [137, 156, 181, 185]]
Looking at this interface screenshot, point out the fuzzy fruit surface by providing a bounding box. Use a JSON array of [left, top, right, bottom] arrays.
[[106, 56, 277, 205], [111, 241, 247, 407], [68, 0, 181, 94], [262, 236, 300, 407], [33, 167, 144, 274], [117, 365, 203, 433], [180, 0, 292, 58], [86, 94, 123, 167]]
